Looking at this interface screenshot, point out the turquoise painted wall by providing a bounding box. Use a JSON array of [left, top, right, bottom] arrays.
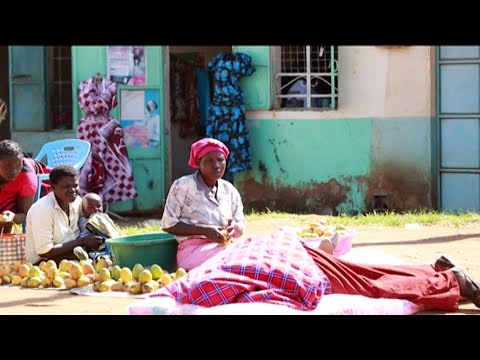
[[15, 131, 75, 158], [235, 117, 433, 214], [369, 117, 433, 211], [243, 118, 372, 183]]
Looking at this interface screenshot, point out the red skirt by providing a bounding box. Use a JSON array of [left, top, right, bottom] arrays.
[[304, 246, 461, 311]]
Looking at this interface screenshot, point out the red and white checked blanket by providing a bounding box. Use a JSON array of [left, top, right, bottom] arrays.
[[151, 229, 331, 310], [77, 76, 137, 203]]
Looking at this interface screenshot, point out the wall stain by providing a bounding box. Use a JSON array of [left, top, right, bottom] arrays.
[[364, 164, 430, 212], [237, 163, 431, 214], [267, 138, 287, 175], [148, 180, 154, 190], [258, 161, 268, 184], [237, 177, 348, 215]]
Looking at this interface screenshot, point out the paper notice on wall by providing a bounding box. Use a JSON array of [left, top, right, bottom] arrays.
[[108, 46, 146, 86]]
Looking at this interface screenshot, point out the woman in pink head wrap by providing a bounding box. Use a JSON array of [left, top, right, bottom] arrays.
[[160, 138, 245, 271]]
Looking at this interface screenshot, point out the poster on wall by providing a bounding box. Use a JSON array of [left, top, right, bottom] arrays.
[[120, 89, 160, 148], [108, 46, 146, 86]]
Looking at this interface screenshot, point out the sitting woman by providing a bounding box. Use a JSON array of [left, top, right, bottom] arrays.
[[25, 165, 105, 265], [161, 138, 245, 271], [0, 140, 38, 232]]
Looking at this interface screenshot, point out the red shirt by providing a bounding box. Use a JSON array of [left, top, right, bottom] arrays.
[[0, 158, 38, 212]]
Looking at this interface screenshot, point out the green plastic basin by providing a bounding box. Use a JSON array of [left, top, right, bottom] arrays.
[[106, 232, 178, 271]]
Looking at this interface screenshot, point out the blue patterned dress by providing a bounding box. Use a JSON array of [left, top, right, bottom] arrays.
[[207, 53, 255, 174]]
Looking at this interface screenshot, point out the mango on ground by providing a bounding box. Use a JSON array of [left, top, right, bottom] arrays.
[[120, 267, 133, 284], [110, 265, 121, 281], [142, 280, 160, 294], [175, 268, 187, 279], [138, 269, 152, 285], [150, 264, 163, 280], [132, 264, 144, 280], [64, 277, 77, 289], [95, 258, 109, 272], [98, 268, 111, 282], [68, 263, 83, 280]]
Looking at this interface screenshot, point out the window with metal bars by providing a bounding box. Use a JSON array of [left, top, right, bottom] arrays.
[[46, 46, 73, 129], [274, 45, 338, 110]]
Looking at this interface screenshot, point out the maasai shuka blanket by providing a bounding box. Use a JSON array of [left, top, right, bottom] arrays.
[[150, 229, 331, 310], [77, 76, 137, 203]]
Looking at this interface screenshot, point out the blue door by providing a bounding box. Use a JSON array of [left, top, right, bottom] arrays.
[[9, 46, 46, 131], [438, 46, 480, 211]]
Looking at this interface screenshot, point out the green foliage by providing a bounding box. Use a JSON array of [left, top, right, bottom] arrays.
[[245, 209, 480, 227], [116, 210, 480, 236], [118, 222, 163, 235]]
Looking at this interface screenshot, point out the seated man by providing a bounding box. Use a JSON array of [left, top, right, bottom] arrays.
[[25, 165, 104, 265]]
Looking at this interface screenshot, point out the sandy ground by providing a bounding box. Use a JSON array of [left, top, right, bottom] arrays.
[[1, 216, 479, 315]]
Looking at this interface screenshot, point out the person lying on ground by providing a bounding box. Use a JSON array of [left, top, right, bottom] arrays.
[[150, 228, 480, 313], [25, 165, 104, 265], [160, 137, 245, 271]]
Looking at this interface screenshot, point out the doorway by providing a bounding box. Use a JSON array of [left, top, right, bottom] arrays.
[[166, 45, 233, 182]]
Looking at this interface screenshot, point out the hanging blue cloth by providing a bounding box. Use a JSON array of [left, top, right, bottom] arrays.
[[206, 52, 255, 174]]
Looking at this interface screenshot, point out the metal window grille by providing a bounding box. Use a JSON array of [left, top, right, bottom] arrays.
[[275, 45, 338, 110], [47, 46, 72, 129]]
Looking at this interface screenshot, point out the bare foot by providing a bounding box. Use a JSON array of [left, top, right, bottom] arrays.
[[319, 239, 334, 255]]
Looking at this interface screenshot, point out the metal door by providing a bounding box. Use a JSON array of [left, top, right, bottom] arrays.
[[438, 46, 480, 211], [9, 46, 46, 131]]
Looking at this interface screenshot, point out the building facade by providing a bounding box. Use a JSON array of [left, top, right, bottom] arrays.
[[0, 45, 477, 214]]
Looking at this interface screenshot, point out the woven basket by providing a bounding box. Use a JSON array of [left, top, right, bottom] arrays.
[[0, 225, 26, 267]]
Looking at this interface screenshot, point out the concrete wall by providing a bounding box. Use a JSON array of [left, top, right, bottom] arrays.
[[236, 46, 435, 214]]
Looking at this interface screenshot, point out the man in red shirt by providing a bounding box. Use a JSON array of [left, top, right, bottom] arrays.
[[0, 140, 38, 231]]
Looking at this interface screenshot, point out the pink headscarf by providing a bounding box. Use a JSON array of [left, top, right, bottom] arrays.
[[188, 138, 230, 169]]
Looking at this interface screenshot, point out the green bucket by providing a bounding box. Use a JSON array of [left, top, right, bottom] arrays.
[[106, 232, 178, 271]]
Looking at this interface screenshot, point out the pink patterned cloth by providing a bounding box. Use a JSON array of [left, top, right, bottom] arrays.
[[176, 238, 228, 271], [77, 76, 137, 203], [151, 229, 331, 310]]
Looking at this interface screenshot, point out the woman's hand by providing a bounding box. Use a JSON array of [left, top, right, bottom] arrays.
[[225, 219, 242, 238], [203, 226, 229, 244], [0, 210, 15, 223]]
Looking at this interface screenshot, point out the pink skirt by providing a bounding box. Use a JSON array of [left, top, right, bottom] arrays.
[[176, 238, 227, 271]]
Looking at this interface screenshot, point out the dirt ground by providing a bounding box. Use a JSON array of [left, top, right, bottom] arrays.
[[1, 216, 479, 315]]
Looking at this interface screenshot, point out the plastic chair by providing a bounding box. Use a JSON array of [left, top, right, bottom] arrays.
[[33, 139, 91, 202]]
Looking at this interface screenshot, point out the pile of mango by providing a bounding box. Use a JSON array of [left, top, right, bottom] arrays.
[[0, 259, 187, 295], [297, 220, 350, 239], [91, 262, 187, 295]]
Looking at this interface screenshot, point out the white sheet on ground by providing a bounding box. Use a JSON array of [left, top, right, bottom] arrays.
[[127, 248, 423, 315]]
